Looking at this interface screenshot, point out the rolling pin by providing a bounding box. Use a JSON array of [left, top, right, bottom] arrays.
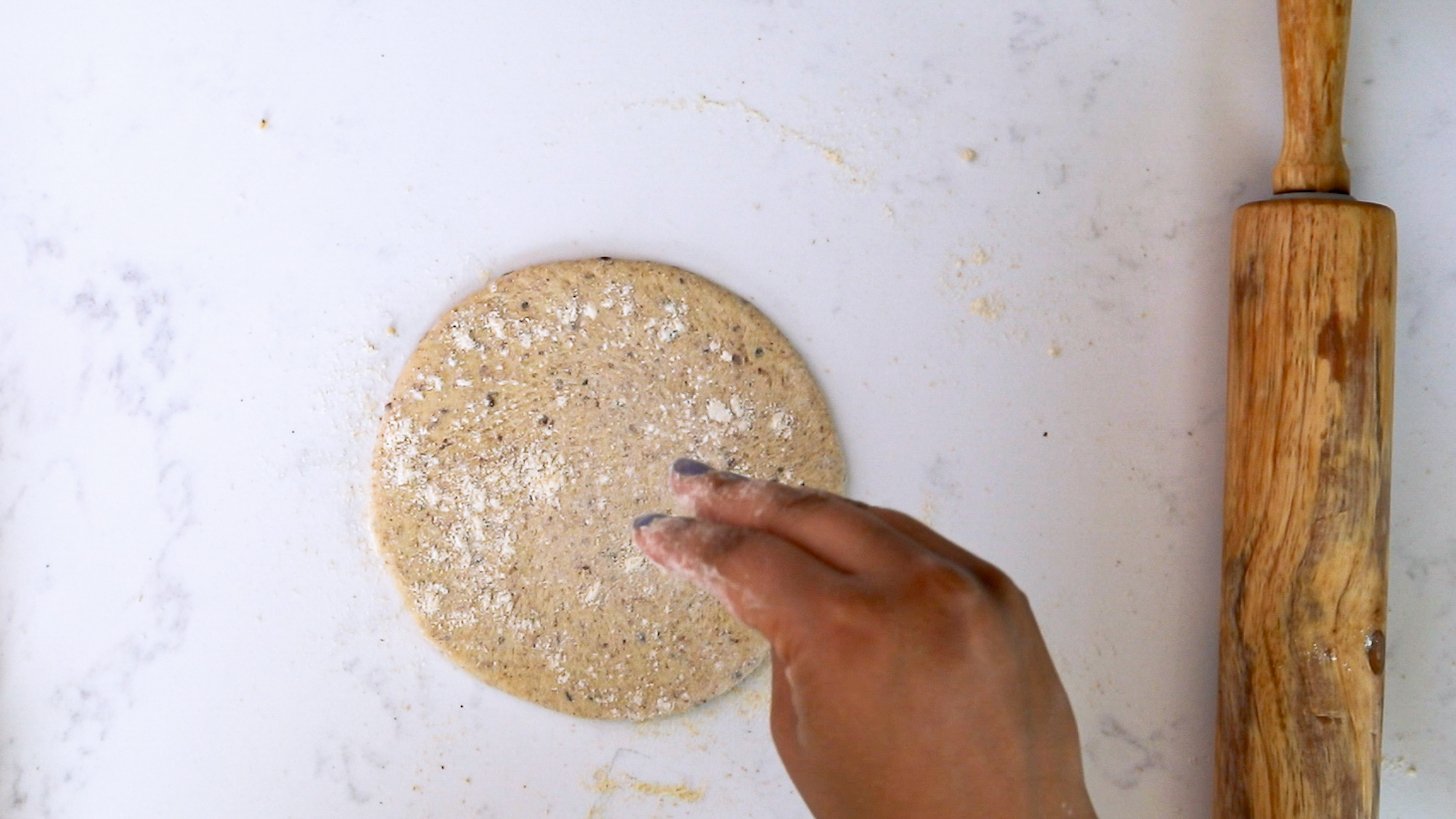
[[1216, 0, 1396, 816]]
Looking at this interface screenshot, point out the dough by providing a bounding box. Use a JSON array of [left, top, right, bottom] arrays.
[[371, 258, 845, 719]]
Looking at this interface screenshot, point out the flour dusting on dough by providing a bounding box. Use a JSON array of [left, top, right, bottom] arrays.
[[371, 258, 845, 719]]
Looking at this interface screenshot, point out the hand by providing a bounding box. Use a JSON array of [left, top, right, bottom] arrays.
[[631, 459, 1096, 819]]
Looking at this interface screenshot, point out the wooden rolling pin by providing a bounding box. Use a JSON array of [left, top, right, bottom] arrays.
[[1216, 0, 1396, 816], [1211, 0, 1391, 810]]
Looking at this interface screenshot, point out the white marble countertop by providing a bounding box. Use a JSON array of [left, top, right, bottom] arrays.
[[3, 2, 1453, 816]]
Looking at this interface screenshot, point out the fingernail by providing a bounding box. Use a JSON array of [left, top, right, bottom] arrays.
[[671, 458, 712, 476], [633, 513, 667, 529]]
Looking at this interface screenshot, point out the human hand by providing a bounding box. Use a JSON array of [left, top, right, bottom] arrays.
[[631, 459, 1096, 819]]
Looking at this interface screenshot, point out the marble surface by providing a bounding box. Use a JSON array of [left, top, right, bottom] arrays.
[[3, 1, 1453, 816]]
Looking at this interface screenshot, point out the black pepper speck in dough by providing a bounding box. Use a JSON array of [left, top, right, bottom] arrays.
[[371, 258, 845, 720]]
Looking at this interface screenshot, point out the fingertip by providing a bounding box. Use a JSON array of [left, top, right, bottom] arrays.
[[670, 457, 712, 477], [668, 458, 748, 487], [632, 512, 667, 529], [667, 461, 711, 514], [667, 459, 754, 517], [631, 515, 708, 582], [630, 513, 675, 557], [631, 517, 725, 604]]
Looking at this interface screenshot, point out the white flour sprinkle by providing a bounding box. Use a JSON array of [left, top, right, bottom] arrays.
[[583, 580, 603, 605], [413, 581, 449, 616], [450, 324, 478, 352], [485, 311, 506, 339], [770, 410, 796, 439], [705, 398, 733, 423]]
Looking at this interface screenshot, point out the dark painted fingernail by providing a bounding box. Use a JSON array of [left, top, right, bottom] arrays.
[[671, 458, 713, 476], [633, 513, 667, 529]]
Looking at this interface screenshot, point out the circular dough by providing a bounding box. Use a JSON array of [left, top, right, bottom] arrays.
[[371, 258, 844, 719]]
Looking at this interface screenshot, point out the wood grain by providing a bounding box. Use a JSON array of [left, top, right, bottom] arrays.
[[1273, 0, 1352, 194], [1218, 198, 1395, 817]]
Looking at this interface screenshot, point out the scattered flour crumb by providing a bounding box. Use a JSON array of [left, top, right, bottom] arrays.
[[969, 295, 1004, 321], [591, 767, 705, 803], [1381, 755, 1419, 778]]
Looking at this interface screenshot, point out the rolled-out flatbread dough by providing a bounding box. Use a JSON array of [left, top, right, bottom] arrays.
[[371, 258, 844, 719]]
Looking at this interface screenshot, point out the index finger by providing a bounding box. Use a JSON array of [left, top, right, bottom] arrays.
[[668, 459, 919, 575], [631, 513, 844, 642]]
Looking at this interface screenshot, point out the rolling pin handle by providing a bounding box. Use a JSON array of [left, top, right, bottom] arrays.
[[1273, 0, 1353, 194]]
